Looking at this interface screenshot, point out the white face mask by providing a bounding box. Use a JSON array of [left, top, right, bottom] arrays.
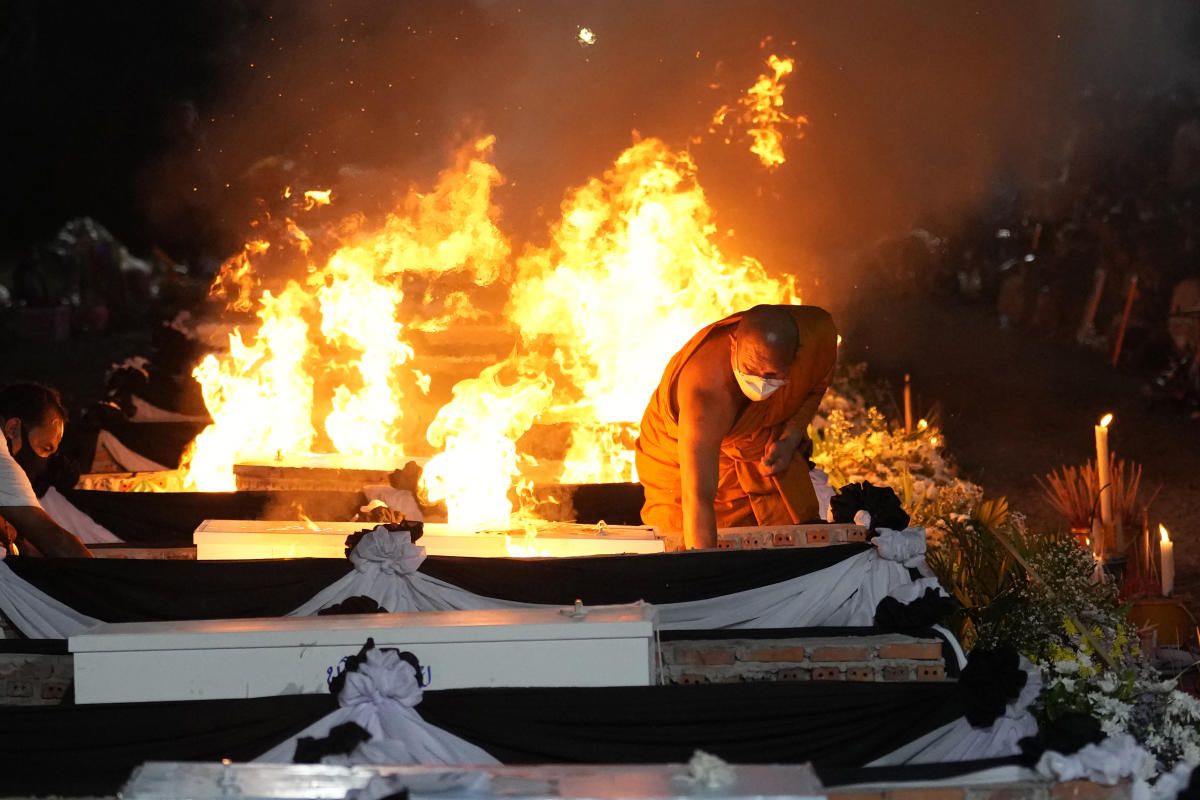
[[732, 340, 787, 401]]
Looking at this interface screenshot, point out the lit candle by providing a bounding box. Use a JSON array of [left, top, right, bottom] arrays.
[[1095, 414, 1113, 527], [904, 374, 913, 434], [1160, 525, 1175, 597]]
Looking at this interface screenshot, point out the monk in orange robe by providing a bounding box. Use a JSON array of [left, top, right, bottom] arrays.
[[635, 305, 837, 550]]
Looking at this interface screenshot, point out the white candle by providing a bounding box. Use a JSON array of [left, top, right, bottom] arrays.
[[1095, 414, 1113, 527], [1161, 524, 1175, 597]]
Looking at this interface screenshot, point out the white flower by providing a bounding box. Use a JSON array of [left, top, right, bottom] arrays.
[[1096, 673, 1119, 693], [1055, 660, 1080, 675]]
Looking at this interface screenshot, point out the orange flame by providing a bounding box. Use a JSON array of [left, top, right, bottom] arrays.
[[712, 53, 807, 168], [184, 64, 806, 529]]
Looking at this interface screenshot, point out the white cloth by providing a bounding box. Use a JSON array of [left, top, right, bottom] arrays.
[[811, 468, 836, 522], [289, 529, 537, 617], [869, 657, 1043, 765], [361, 485, 424, 522], [255, 647, 499, 765], [1036, 734, 1154, 790], [873, 527, 927, 567], [292, 526, 929, 631], [0, 553, 100, 638], [129, 395, 209, 423], [0, 433, 40, 508], [38, 487, 123, 544], [94, 430, 171, 473]]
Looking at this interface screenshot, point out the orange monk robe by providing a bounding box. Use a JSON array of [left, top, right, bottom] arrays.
[[635, 306, 837, 547]]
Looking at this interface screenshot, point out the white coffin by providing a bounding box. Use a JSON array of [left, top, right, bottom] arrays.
[[193, 519, 664, 559], [122, 762, 826, 800], [68, 605, 657, 705]]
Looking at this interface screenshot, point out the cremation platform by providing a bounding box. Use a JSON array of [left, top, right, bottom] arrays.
[[68, 605, 657, 704], [193, 519, 665, 559]]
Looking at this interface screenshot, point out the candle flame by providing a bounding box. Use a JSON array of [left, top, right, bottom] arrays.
[[1099, 413, 1113, 428], [1160, 524, 1171, 544]]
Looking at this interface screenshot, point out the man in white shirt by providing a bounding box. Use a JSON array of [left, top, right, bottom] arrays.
[[0, 383, 93, 558]]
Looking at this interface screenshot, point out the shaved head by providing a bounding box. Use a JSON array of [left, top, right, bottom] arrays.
[[732, 305, 799, 376]]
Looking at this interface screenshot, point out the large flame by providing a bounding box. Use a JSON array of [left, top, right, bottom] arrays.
[[183, 136, 509, 490], [419, 136, 799, 522], [184, 57, 804, 530]]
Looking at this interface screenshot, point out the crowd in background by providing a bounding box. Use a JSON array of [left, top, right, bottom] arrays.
[[874, 86, 1200, 414]]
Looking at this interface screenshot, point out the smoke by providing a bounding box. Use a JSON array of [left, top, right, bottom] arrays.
[[10, 1, 1195, 295]]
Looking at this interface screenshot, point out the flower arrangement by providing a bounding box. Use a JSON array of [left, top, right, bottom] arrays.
[[815, 360, 1200, 781], [814, 365, 982, 530]]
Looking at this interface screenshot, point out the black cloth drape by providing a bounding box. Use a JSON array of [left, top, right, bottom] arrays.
[[62, 484, 647, 544], [0, 681, 963, 796], [5, 557, 352, 621], [4, 544, 870, 622], [62, 489, 368, 544], [0, 694, 334, 796]]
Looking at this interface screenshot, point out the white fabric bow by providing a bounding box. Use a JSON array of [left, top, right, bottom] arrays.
[[350, 527, 426, 576], [873, 527, 927, 566], [256, 643, 498, 765], [340, 648, 423, 714]]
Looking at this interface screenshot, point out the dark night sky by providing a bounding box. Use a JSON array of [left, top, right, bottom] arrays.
[[3, 1, 1199, 287]]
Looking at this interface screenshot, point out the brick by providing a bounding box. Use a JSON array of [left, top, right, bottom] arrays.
[[6, 680, 32, 698], [879, 642, 944, 660], [891, 789, 963, 800], [828, 792, 884, 800], [717, 539, 735, 549], [777, 668, 811, 681], [669, 648, 736, 666], [738, 671, 777, 683], [882, 665, 912, 681], [845, 528, 867, 542], [846, 666, 875, 681], [40, 682, 68, 701], [812, 666, 841, 680], [773, 531, 796, 546], [677, 673, 708, 685], [813, 646, 869, 662], [805, 529, 830, 544], [1051, 780, 1130, 799], [916, 665, 947, 681], [739, 646, 806, 662]]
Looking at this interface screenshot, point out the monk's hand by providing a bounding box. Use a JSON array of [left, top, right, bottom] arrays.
[[761, 433, 800, 476]]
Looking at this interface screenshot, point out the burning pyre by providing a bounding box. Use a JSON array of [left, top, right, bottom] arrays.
[[182, 54, 806, 528]]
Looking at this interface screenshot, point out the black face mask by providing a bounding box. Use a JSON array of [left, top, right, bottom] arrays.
[[8, 425, 51, 497]]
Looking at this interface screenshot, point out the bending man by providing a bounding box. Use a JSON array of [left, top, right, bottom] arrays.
[[0, 383, 93, 557], [636, 304, 837, 550]]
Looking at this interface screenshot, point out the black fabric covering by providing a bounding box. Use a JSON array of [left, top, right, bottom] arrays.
[[61, 489, 368, 544], [5, 543, 870, 621], [294, 721, 372, 764], [1018, 712, 1103, 764], [0, 681, 963, 797], [419, 681, 963, 766], [830, 481, 910, 532], [874, 587, 955, 630], [959, 647, 1027, 728], [0, 694, 335, 796], [561, 482, 644, 525], [5, 556, 352, 621], [416, 544, 871, 605]]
